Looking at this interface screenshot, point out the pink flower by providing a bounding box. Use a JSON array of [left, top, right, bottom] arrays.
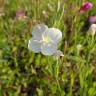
[[79, 2, 93, 13], [16, 10, 25, 17], [15, 10, 27, 20], [89, 16, 96, 23]]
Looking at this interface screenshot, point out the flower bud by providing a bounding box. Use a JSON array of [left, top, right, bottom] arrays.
[[89, 16, 96, 23], [79, 2, 93, 13]]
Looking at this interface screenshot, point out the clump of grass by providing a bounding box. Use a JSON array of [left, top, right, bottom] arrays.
[[0, 0, 96, 96]]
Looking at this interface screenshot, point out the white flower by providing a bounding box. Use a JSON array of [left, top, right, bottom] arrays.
[[89, 24, 96, 36], [77, 44, 82, 51], [28, 24, 62, 55]]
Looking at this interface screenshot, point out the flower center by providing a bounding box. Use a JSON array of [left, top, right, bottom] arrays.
[[42, 35, 52, 44]]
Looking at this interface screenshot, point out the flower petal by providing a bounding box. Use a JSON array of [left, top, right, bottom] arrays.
[[44, 28, 62, 43], [32, 24, 48, 39], [41, 43, 57, 55], [89, 24, 96, 36], [53, 50, 64, 57], [28, 38, 41, 53], [90, 24, 96, 32], [79, 2, 93, 13]]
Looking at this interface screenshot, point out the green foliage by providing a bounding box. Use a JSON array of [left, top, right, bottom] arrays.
[[0, 0, 96, 96]]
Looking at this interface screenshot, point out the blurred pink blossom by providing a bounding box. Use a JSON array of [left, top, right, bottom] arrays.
[[16, 10, 25, 17], [79, 2, 93, 13], [89, 16, 96, 23], [15, 10, 27, 20]]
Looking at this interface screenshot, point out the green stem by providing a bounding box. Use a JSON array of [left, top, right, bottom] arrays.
[[87, 35, 94, 64], [55, 58, 62, 95]]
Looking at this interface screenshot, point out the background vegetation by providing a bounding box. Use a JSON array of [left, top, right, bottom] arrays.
[[0, 0, 96, 96]]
